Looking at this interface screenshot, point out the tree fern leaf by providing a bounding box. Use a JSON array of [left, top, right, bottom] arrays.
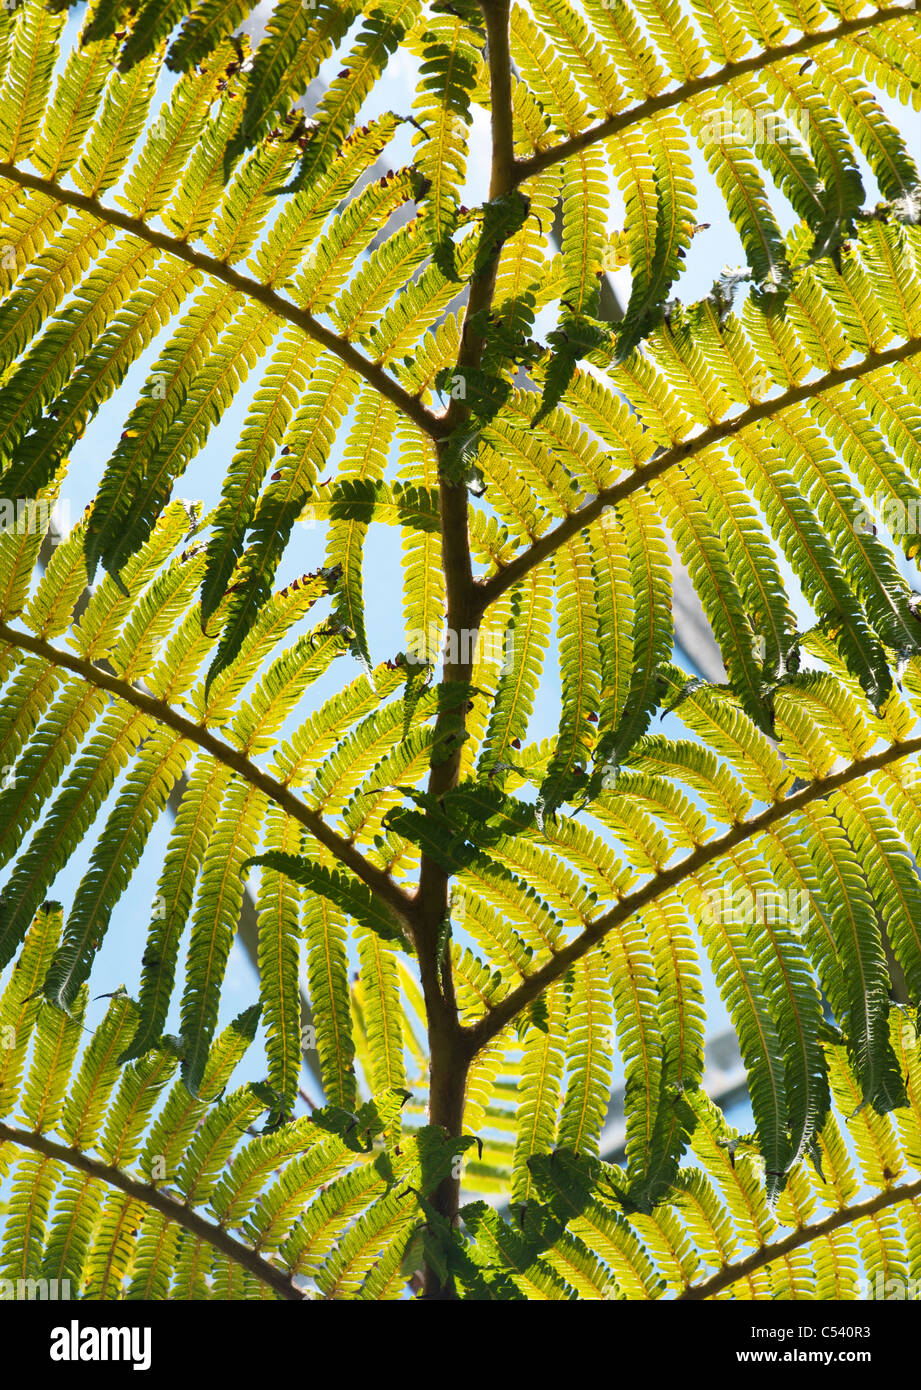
[[479, 568, 553, 777], [827, 1038, 906, 1194], [558, 949, 615, 1158], [728, 428, 891, 709], [761, 61, 866, 261], [205, 136, 300, 264], [0, 658, 64, 775], [617, 115, 696, 357], [1, 1149, 65, 1281], [0, 239, 165, 475], [20, 988, 87, 1134], [39, 994, 140, 1282], [632, 0, 710, 82], [655, 470, 771, 733], [24, 521, 92, 643], [683, 450, 797, 680], [0, 473, 66, 623], [297, 0, 422, 193], [241, 1130, 360, 1254], [116, 302, 278, 578], [490, 164, 561, 349], [792, 806, 903, 1112], [32, 25, 119, 181], [396, 418, 446, 666], [688, 866, 794, 1200], [0, 201, 83, 372], [369, 231, 478, 364], [209, 1115, 335, 1235], [0, 0, 66, 163], [600, 492, 672, 770], [757, 822, 849, 1034], [411, 3, 483, 270], [812, 51, 921, 204], [530, 0, 625, 115], [201, 326, 316, 626], [167, 0, 253, 72], [207, 357, 359, 684], [483, 415, 587, 515], [279, 1153, 392, 1279], [0, 677, 106, 879], [606, 902, 687, 1205], [1, 989, 84, 1277], [85, 284, 244, 577], [767, 408, 920, 659], [689, 97, 790, 292], [326, 392, 398, 670], [831, 784, 921, 1005], [809, 386, 921, 572], [687, 1088, 775, 1248], [119, 49, 231, 217], [136, 1006, 258, 1195], [230, 0, 360, 170], [858, 220, 921, 342], [175, 1083, 268, 1206], [462, 1200, 574, 1299], [332, 216, 432, 343], [250, 850, 409, 950], [891, 1010, 921, 1169], [560, 144, 608, 319], [253, 112, 400, 287], [117, 0, 196, 70], [76, 53, 160, 198], [0, 703, 152, 973], [300, 888, 356, 1112], [354, 925, 406, 1115], [315, 1168, 425, 1298], [513, 8, 594, 133], [45, 732, 193, 1013], [163, 90, 256, 243], [629, 734, 751, 822], [122, 759, 231, 1063], [282, 673, 430, 799], [732, 843, 830, 1173], [2, 257, 201, 501], [512, 981, 566, 1202], [166, 1227, 213, 1298], [0, 903, 61, 1122], [582, 0, 668, 100], [180, 779, 267, 1092], [253, 807, 302, 1120], [231, 624, 347, 757], [527, 1150, 665, 1296], [538, 534, 601, 818], [123, 1212, 182, 1300]]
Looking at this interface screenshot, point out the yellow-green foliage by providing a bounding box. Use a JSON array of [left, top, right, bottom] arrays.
[[0, 0, 920, 1299]]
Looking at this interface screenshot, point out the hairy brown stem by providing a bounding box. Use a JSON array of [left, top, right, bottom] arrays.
[[420, 0, 517, 1299]]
